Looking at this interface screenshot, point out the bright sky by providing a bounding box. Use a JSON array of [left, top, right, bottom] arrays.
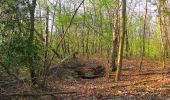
[[43, 0, 164, 31]]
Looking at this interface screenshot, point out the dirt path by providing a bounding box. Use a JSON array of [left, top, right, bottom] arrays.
[[48, 59, 170, 99]]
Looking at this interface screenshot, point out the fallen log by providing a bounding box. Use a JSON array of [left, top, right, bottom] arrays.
[[109, 71, 170, 77], [0, 91, 76, 97]]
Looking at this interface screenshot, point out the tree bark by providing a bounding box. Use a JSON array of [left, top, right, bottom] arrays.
[[115, 0, 126, 81], [139, 0, 148, 71], [111, 0, 119, 72], [42, 3, 49, 88], [27, 0, 37, 85]]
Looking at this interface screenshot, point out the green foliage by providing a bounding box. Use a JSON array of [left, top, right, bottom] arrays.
[[56, 13, 70, 27], [0, 0, 169, 84], [0, 32, 44, 72], [0, 0, 18, 13], [0, 0, 16, 3], [99, 0, 115, 8], [164, 11, 170, 16], [159, 0, 166, 2]]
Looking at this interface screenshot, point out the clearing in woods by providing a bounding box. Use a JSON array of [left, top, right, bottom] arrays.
[[47, 59, 170, 99]]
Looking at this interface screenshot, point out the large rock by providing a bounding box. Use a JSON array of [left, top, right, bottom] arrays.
[[50, 58, 106, 79]]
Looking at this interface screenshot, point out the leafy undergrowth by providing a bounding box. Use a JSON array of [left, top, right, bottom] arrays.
[[47, 59, 170, 99]]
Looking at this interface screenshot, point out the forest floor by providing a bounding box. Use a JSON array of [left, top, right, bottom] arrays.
[[0, 58, 170, 100], [47, 58, 170, 100]]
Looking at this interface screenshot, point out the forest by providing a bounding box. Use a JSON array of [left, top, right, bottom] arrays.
[[0, 0, 170, 99]]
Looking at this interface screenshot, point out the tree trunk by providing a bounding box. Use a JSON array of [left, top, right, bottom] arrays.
[[42, 3, 49, 88], [139, 0, 148, 71], [111, 0, 119, 72], [115, 0, 126, 81], [27, 0, 37, 85]]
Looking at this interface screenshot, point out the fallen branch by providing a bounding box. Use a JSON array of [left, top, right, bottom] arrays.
[[109, 71, 170, 76], [130, 71, 170, 76], [132, 79, 159, 86], [111, 79, 159, 89], [0, 80, 17, 87], [0, 91, 76, 97]]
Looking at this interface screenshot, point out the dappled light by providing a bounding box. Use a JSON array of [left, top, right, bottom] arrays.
[[0, 0, 169, 99]]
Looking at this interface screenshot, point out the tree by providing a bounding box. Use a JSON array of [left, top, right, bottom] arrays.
[[115, 0, 126, 81], [27, 0, 37, 85], [139, 0, 148, 71], [157, 0, 170, 68], [111, 0, 119, 72], [42, 1, 49, 87]]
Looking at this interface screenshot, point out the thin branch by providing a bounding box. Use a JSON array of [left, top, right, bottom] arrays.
[[49, 0, 85, 67]]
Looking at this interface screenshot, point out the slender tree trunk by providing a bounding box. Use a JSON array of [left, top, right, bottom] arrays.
[[125, 30, 129, 58], [43, 3, 49, 87], [158, 1, 166, 68], [139, 0, 147, 71], [163, 0, 170, 58], [86, 28, 90, 59], [111, 0, 119, 72], [27, 0, 37, 85], [50, 1, 57, 45], [82, 1, 86, 56], [115, 0, 126, 81], [16, 2, 21, 37]]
